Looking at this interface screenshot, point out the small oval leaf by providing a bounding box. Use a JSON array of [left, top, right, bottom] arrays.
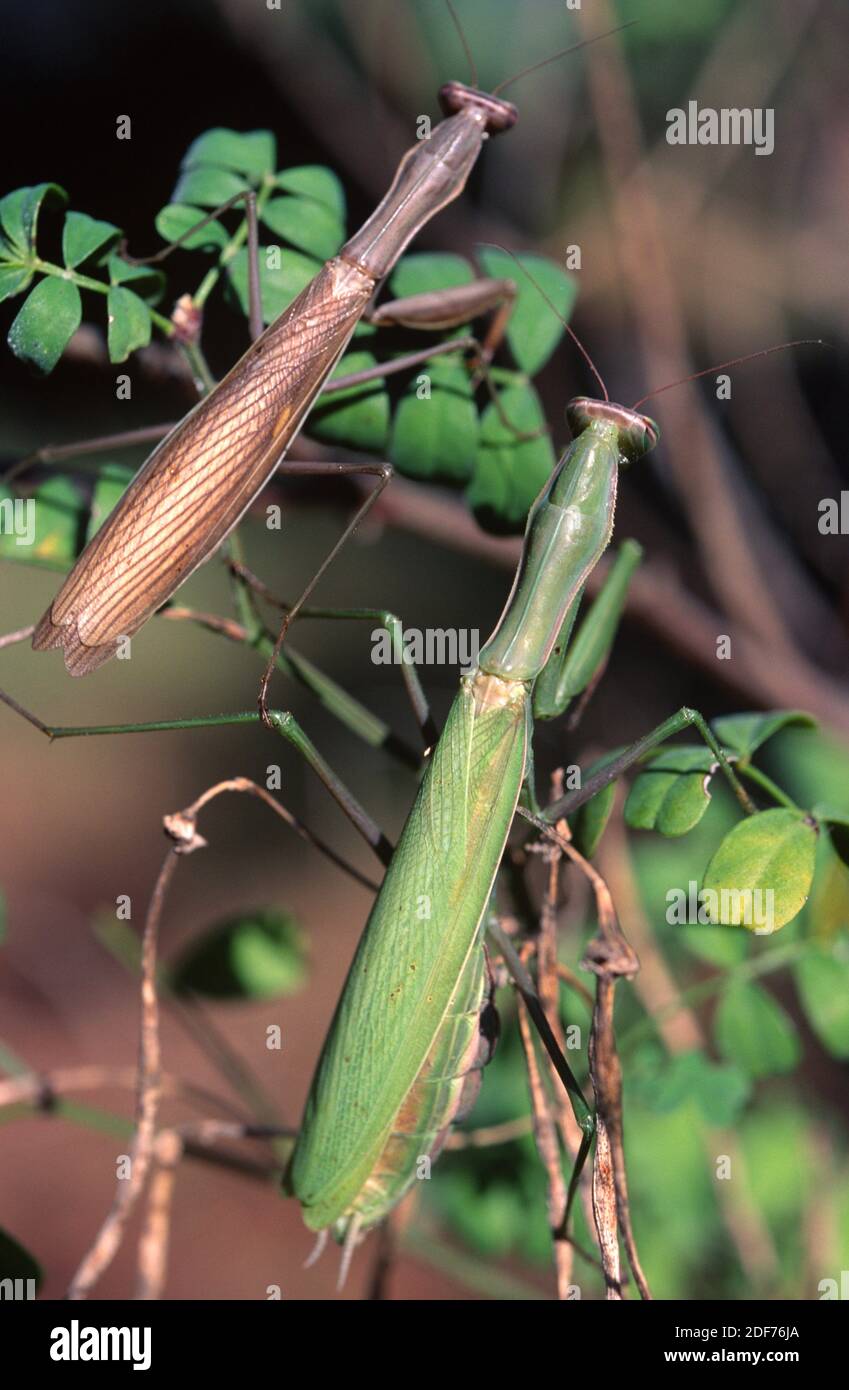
[[389, 251, 475, 300], [0, 182, 67, 258], [8, 276, 82, 372], [477, 248, 577, 375], [171, 166, 248, 209], [106, 285, 152, 362], [390, 356, 478, 482], [712, 710, 816, 758], [170, 909, 307, 1000], [154, 203, 228, 251], [701, 808, 818, 932], [275, 165, 346, 219], [106, 252, 165, 302], [467, 378, 554, 531], [794, 948, 849, 1058], [227, 244, 320, 324], [624, 767, 713, 837], [0, 265, 33, 303], [714, 980, 801, 1078], [183, 128, 276, 181], [261, 194, 345, 261], [308, 349, 389, 452], [62, 210, 120, 268]]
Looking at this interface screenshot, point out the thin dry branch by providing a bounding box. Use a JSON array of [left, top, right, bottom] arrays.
[[517, 978, 575, 1300], [67, 848, 176, 1299]]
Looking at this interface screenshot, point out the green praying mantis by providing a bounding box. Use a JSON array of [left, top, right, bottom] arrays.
[[284, 280, 814, 1278]]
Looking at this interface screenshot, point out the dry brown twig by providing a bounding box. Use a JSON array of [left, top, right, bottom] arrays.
[[66, 847, 177, 1299], [517, 940, 575, 1299], [60, 776, 323, 1299], [520, 803, 653, 1301]]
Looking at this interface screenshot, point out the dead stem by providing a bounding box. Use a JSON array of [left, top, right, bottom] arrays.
[[517, 951, 575, 1300], [67, 849, 176, 1299], [0, 1065, 247, 1120]]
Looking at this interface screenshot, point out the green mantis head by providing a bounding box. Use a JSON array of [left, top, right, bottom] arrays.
[[566, 397, 660, 466]]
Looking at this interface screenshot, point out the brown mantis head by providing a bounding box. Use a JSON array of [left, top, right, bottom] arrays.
[[437, 81, 518, 134]]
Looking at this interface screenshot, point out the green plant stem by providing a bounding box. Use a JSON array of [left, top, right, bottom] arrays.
[[737, 761, 801, 811], [193, 176, 275, 311], [33, 258, 173, 335]]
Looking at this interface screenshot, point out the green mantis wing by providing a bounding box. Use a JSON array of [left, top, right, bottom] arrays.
[[288, 672, 529, 1233]]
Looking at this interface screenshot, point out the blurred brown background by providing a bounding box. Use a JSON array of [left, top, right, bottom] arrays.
[[1, 0, 847, 1300]]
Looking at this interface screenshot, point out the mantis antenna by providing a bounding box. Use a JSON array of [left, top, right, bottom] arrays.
[[481, 242, 610, 402], [631, 340, 827, 409]]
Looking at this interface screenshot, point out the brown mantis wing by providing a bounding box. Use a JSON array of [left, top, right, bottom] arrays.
[[32, 258, 373, 675]]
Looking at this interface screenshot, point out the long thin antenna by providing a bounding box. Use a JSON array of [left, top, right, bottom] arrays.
[[482, 243, 609, 402], [631, 340, 826, 410], [492, 20, 638, 96], [444, 0, 478, 89]]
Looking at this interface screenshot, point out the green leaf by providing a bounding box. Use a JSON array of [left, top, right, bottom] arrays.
[[794, 948, 849, 1058], [569, 751, 622, 859], [389, 355, 478, 482], [183, 128, 276, 181], [261, 194, 345, 261], [630, 1045, 751, 1127], [813, 803, 849, 868], [712, 710, 816, 758], [0, 265, 33, 303], [275, 165, 346, 219], [106, 252, 164, 302], [806, 833, 849, 941], [714, 980, 801, 1078], [169, 909, 307, 1000], [467, 378, 555, 530], [625, 745, 718, 836], [227, 244, 320, 324], [7, 276, 82, 372], [154, 203, 228, 251], [0, 188, 31, 257], [478, 248, 577, 375], [171, 166, 249, 210], [0, 1228, 42, 1291], [389, 251, 475, 300], [62, 210, 120, 268], [701, 808, 818, 932], [106, 285, 152, 362], [0, 182, 67, 259], [86, 465, 133, 542], [678, 922, 748, 968], [308, 349, 389, 452], [0, 476, 84, 569]]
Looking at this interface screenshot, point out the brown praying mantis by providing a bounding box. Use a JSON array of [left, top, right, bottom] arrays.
[[27, 6, 629, 726]]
